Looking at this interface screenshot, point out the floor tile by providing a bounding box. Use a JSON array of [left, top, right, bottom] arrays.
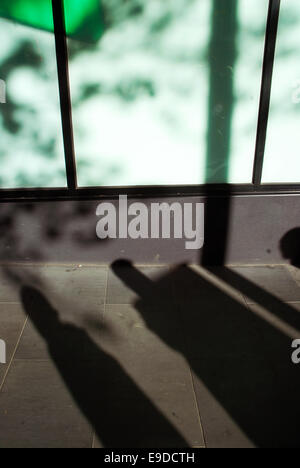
[[98, 305, 204, 448], [192, 357, 300, 448], [172, 265, 245, 307], [0, 269, 21, 303], [107, 265, 172, 305], [192, 370, 254, 448], [164, 266, 264, 360], [15, 301, 105, 361], [13, 349, 189, 448], [102, 304, 185, 359], [2, 262, 298, 448], [247, 301, 300, 344], [0, 265, 108, 309], [287, 264, 300, 288], [40, 265, 107, 309], [229, 266, 300, 304], [178, 300, 269, 361], [0, 360, 93, 448], [0, 303, 26, 382]]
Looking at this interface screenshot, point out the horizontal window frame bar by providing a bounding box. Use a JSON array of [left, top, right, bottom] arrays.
[[1, 183, 300, 202], [52, 0, 78, 190]]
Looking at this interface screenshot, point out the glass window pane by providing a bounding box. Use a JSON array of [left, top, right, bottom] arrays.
[[263, 0, 300, 183], [0, 9, 67, 188], [66, 0, 267, 187], [229, 0, 268, 183]]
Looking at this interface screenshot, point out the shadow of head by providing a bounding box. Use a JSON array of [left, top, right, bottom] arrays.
[[280, 228, 300, 266]]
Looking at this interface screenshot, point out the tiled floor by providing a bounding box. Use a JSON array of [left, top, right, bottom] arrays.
[[0, 263, 300, 448]]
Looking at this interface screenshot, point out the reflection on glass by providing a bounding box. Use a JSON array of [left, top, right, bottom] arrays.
[[0, 15, 66, 188], [263, 0, 300, 183], [67, 0, 267, 187]]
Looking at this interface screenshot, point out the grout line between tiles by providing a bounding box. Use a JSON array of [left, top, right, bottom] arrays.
[[0, 316, 28, 392], [284, 266, 300, 289], [188, 364, 207, 449], [0, 302, 21, 305], [174, 297, 207, 449], [104, 267, 109, 309], [241, 295, 300, 340], [13, 359, 52, 362], [101, 267, 109, 333], [0, 262, 171, 268], [245, 300, 300, 306]]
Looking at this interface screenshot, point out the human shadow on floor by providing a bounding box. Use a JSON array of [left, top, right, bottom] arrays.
[[20, 285, 187, 448], [112, 260, 300, 448]]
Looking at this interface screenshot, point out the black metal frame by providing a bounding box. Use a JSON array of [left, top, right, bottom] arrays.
[[52, 0, 77, 191], [253, 0, 281, 186], [1, 0, 296, 202]]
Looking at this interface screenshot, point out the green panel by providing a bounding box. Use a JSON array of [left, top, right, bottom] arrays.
[[263, 0, 300, 183], [0, 0, 104, 42], [0, 0, 54, 31], [64, 0, 104, 42]]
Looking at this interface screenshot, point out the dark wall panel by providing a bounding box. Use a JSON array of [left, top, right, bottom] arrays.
[[0, 195, 299, 265]]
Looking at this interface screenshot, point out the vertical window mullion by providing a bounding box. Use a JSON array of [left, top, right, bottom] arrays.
[[252, 0, 281, 186], [52, 0, 77, 190]]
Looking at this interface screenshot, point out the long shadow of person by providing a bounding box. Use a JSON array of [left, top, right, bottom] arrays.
[[20, 285, 188, 448], [112, 260, 300, 448]]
